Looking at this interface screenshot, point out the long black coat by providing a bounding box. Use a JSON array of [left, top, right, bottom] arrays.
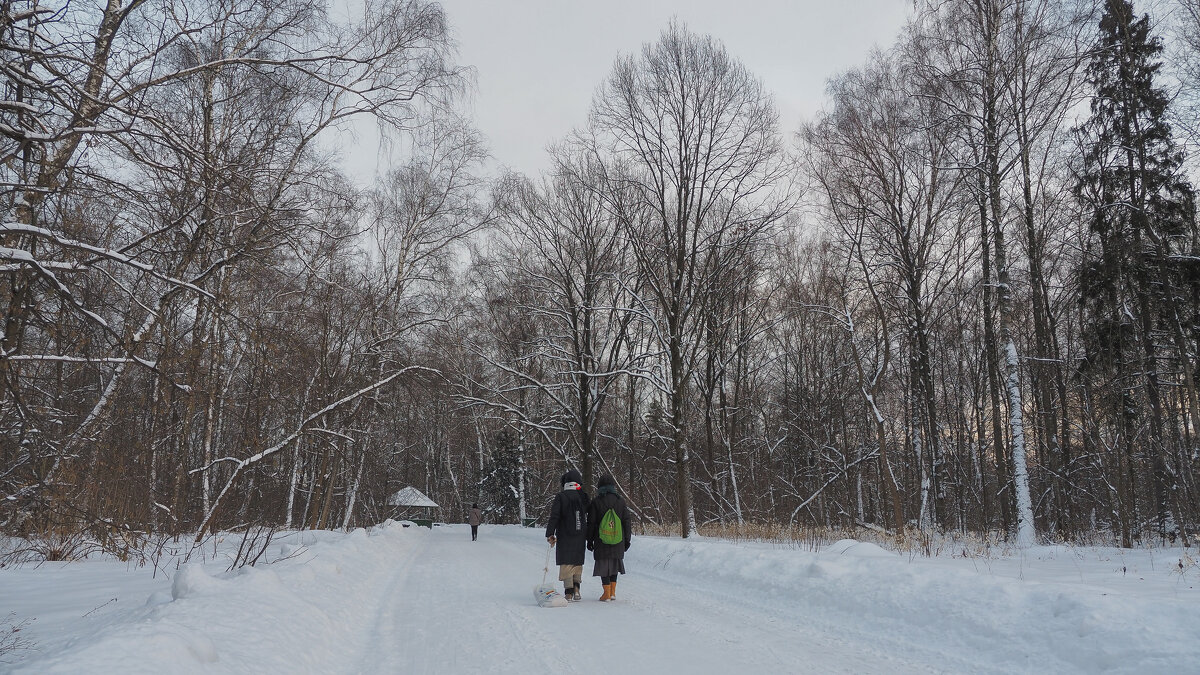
[[545, 487, 589, 565], [586, 489, 631, 561]]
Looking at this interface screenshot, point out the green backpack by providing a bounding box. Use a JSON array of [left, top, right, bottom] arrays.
[[598, 507, 623, 545]]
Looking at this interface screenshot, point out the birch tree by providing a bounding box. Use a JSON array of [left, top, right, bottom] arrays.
[[915, 0, 1041, 546], [1, 0, 466, 536], [805, 47, 969, 531]]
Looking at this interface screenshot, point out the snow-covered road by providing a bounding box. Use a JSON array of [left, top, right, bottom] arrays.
[[4, 522, 1198, 673], [352, 526, 925, 674]]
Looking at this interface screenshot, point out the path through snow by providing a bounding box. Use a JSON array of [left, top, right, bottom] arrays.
[[4, 522, 1198, 673], [354, 526, 926, 674]]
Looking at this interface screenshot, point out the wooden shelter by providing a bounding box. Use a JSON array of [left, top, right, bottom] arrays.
[[387, 487, 439, 528]]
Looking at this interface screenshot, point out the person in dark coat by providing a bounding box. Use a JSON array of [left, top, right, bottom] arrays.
[[468, 503, 482, 541], [586, 473, 631, 602], [545, 469, 589, 602]]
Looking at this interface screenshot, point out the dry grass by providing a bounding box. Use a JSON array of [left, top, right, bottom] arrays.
[[0, 613, 34, 664], [0, 528, 99, 566], [0, 509, 159, 566], [1175, 551, 1199, 578], [637, 521, 1033, 559]]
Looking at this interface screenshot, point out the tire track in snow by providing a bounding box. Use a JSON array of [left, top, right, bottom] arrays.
[[355, 525, 569, 674], [349, 527, 424, 674]]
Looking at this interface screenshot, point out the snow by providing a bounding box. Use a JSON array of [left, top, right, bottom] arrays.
[[386, 486, 439, 508], [2, 524, 1198, 673]]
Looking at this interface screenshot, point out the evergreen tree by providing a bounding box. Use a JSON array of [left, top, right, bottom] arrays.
[[479, 429, 522, 523], [1074, 0, 1197, 542]]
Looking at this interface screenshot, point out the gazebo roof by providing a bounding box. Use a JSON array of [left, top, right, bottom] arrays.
[[387, 486, 438, 508]]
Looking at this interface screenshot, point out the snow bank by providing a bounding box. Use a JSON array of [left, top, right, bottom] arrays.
[[628, 535, 1200, 673], [7, 523, 421, 674], [4, 524, 1197, 673]]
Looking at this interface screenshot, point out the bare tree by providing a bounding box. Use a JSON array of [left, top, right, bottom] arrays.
[[489, 147, 639, 490], [805, 47, 970, 532], [914, 0, 1051, 546], [1173, 0, 1200, 162], [589, 21, 794, 537], [0, 0, 467, 539]]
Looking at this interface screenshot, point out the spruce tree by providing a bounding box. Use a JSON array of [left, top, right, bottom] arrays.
[[1075, 0, 1197, 542], [480, 429, 523, 523]]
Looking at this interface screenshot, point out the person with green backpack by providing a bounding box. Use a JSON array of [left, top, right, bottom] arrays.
[[586, 473, 631, 602]]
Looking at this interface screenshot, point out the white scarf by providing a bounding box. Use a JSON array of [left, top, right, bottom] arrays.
[[563, 482, 581, 491]]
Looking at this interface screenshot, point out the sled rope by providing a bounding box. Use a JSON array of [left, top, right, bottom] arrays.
[[542, 541, 553, 585]]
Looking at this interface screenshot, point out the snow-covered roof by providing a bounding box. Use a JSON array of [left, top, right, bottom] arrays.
[[387, 486, 438, 508]]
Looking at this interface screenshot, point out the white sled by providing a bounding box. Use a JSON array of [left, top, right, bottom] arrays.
[[534, 583, 568, 608], [535, 543, 568, 607]]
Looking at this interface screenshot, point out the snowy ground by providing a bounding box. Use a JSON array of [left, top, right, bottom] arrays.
[[2, 522, 1198, 674]]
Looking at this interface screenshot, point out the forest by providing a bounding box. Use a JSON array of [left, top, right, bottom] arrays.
[[3, 0, 1200, 558]]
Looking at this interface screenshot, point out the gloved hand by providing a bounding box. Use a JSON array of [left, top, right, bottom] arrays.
[[624, 541, 630, 552], [586, 540, 594, 551], [547, 535, 556, 546]]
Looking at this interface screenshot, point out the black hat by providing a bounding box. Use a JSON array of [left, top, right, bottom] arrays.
[[561, 469, 582, 485], [598, 473, 615, 488]]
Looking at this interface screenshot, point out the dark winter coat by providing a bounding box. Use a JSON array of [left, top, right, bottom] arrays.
[[545, 471, 590, 565], [586, 486, 631, 561]]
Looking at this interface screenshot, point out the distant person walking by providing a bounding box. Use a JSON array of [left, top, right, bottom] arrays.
[[587, 473, 631, 602], [545, 469, 589, 602], [468, 503, 482, 541]]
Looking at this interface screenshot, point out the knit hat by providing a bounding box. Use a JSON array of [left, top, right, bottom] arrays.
[[598, 473, 615, 488], [561, 469, 583, 485]]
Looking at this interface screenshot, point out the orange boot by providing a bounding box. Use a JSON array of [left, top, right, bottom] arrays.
[[608, 580, 617, 601], [599, 583, 612, 602]]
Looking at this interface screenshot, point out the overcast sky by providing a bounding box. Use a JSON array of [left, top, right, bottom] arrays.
[[435, 0, 912, 178]]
